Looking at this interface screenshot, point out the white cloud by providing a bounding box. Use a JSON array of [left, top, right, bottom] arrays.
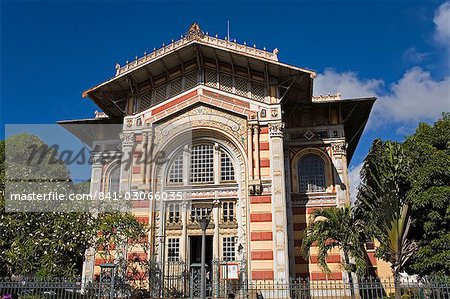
[[314, 69, 383, 99], [314, 2, 450, 200], [315, 3, 450, 130], [378, 67, 449, 122], [348, 163, 363, 204], [434, 1, 450, 46], [315, 67, 450, 128], [402, 47, 429, 64], [315, 2, 450, 129]]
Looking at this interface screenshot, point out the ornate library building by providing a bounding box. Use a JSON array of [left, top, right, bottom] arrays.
[[61, 24, 384, 286]]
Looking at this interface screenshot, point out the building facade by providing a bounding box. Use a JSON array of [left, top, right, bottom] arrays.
[[61, 24, 378, 284]]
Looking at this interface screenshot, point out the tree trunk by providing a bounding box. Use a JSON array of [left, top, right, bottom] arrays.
[[344, 252, 355, 299], [393, 272, 401, 299]]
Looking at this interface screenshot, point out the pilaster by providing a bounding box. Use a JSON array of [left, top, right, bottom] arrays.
[[119, 131, 135, 195], [331, 141, 349, 206], [81, 152, 103, 284], [268, 122, 290, 281]]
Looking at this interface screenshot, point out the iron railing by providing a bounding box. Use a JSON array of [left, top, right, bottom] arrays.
[[0, 278, 109, 298], [241, 278, 450, 299], [1, 276, 449, 299]]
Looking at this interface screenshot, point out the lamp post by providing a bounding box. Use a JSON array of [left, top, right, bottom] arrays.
[[196, 208, 211, 299], [198, 216, 210, 299]]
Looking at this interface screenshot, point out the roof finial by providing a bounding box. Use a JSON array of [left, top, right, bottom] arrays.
[[185, 22, 204, 40], [189, 22, 201, 33]]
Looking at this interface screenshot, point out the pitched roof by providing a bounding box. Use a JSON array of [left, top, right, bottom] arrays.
[[82, 23, 317, 117]]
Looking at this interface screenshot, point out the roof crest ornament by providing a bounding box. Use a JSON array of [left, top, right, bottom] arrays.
[[114, 22, 281, 76], [185, 23, 204, 40], [312, 93, 342, 101]]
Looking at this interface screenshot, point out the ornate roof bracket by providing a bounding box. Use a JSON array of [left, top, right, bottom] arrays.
[[109, 97, 127, 115], [193, 43, 204, 80], [175, 51, 186, 74], [278, 76, 297, 103], [212, 48, 220, 70], [342, 102, 359, 123], [347, 116, 368, 147], [126, 75, 139, 113], [245, 56, 251, 78], [227, 50, 236, 76], [142, 64, 154, 87], [160, 58, 171, 81], [264, 62, 270, 88]]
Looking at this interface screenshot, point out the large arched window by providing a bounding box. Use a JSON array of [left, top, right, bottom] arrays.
[[298, 154, 326, 192], [108, 165, 120, 194], [167, 144, 235, 185]]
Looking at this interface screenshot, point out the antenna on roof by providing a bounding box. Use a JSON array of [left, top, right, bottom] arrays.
[[227, 20, 230, 41]]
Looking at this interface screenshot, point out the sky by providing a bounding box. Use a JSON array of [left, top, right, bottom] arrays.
[[1, 1, 450, 196]]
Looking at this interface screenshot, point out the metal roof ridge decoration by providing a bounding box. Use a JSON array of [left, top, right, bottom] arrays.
[[312, 93, 342, 102], [114, 23, 279, 77], [94, 110, 108, 119]]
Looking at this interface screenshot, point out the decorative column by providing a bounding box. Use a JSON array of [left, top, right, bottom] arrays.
[[117, 132, 134, 276], [181, 201, 188, 262], [253, 124, 260, 181], [140, 130, 148, 186], [144, 127, 155, 189], [119, 131, 135, 196], [81, 152, 103, 284], [331, 141, 349, 206], [143, 128, 156, 261], [213, 199, 220, 259], [268, 122, 290, 281], [247, 125, 253, 181], [214, 143, 220, 185]]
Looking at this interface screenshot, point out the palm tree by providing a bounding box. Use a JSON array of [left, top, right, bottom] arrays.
[[301, 205, 367, 298], [356, 140, 417, 299]]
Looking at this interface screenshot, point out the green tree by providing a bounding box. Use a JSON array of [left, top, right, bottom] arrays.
[[0, 135, 96, 277], [402, 114, 450, 277], [356, 140, 417, 299], [0, 134, 149, 279], [94, 212, 149, 281], [302, 205, 367, 298]]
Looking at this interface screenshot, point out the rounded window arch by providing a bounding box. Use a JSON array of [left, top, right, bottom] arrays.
[[166, 142, 236, 185], [298, 154, 326, 192], [107, 165, 121, 194]]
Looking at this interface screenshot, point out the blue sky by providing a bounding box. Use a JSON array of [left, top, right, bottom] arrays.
[[2, 1, 449, 190]]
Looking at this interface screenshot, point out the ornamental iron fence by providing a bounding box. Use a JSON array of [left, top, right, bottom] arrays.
[[1, 274, 449, 299]]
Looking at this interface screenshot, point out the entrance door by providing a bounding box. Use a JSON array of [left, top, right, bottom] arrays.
[[189, 235, 213, 267], [189, 236, 213, 298]]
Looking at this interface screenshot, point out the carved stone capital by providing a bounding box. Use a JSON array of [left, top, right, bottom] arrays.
[[90, 153, 104, 167], [252, 124, 259, 133], [249, 181, 262, 196], [331, 141, 347, 155], [142, 129, 154, 143], [268, 122, 285, 138], [119, 132, 135, 147]]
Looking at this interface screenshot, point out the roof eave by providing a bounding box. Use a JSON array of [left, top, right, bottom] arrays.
[[82, 40, 317, 100]]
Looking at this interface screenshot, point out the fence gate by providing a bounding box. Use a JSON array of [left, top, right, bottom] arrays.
[[149, 260, 189, 298]]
